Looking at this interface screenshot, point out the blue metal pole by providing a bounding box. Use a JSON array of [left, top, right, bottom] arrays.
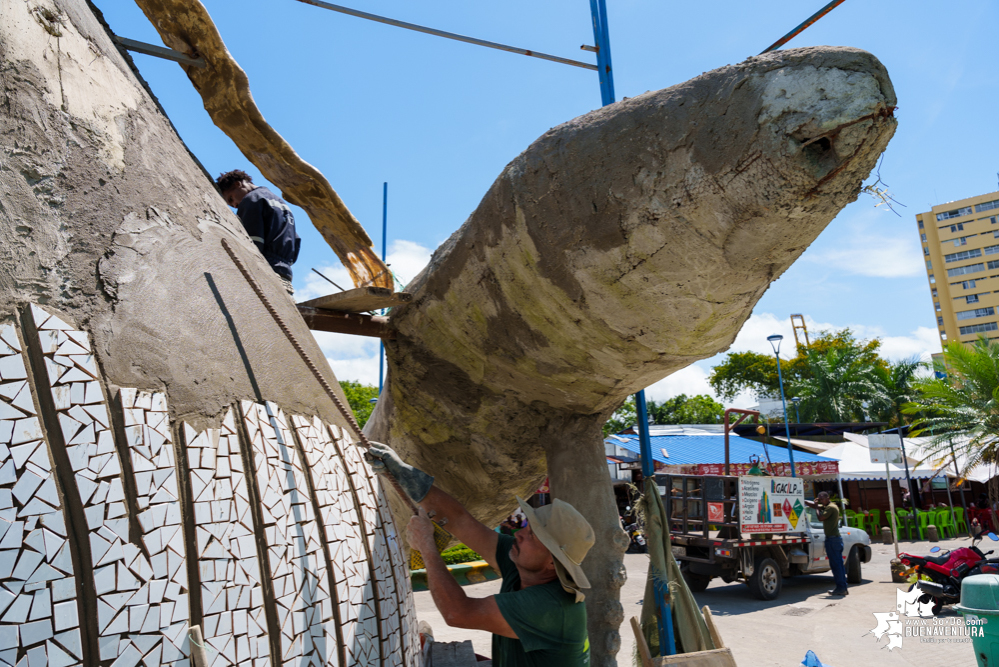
[[597, 0, 615, 104], [774, 354, 796, 476], [589, 0, 615, 106], [635, 391, 654, 479], [378, 182, 387, 394]]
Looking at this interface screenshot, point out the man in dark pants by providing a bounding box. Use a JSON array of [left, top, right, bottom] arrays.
[[365, 442, 594, 667], [806, 491, 848, 595], [216, 170, 301, 295]]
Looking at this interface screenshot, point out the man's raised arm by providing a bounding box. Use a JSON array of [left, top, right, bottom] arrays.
[[365, 442, 499, 570]]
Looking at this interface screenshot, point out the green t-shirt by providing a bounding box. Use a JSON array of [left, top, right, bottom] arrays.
[[817, 503, 840, 537], [491, 534, 590, 667]]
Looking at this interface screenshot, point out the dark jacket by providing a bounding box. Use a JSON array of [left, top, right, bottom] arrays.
[[236, 187, 301, 280]]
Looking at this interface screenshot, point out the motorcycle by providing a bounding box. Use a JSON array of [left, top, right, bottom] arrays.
[[898, 531, 999, 614], [625, 522, 648, 554]]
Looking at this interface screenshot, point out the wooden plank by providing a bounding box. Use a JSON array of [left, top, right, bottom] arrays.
[[653, 648, 738, 667], [298, 286, 411, 312], [701, 606, 725, 649], [430, 640, 478, 667], [631, 617, 654, 667], [297, 306, 394, 338]]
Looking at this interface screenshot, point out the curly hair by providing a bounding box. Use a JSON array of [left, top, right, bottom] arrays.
[[216, 169, 253, 193]]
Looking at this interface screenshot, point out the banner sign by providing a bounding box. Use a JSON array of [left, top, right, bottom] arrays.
[[868, 434, 904, 464], [663, 461, 839, 477], [738, 476, 806, 534]]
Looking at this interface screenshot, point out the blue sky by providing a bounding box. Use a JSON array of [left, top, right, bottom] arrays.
[[97, 0, 999, 405]]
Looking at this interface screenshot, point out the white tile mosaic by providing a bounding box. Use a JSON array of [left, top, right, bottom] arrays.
[[242, 402, 334, 667], [0, 320, 82, 667], [184, 413, 269, 667], [32, 305, 190, 667], [18, 304, 419, 667]]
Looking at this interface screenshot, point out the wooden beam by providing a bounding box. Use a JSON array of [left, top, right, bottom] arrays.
[[298, 286, 411, 313], [297, 306, 394, 338]]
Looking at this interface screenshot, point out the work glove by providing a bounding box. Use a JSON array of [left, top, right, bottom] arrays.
[[364, 441, 434, 503]]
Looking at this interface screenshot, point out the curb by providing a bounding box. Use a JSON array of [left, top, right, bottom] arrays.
[[411, 560, 499, 591]]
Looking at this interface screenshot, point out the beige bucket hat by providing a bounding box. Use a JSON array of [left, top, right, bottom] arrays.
[[516, 497, 595, 602]]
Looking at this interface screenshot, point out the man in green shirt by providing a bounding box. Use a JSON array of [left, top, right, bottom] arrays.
[[366, 443, 593, 667], [805, 492, 848, 596]]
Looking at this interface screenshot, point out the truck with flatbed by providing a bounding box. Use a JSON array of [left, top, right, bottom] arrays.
[[663, 473, 872, 600]]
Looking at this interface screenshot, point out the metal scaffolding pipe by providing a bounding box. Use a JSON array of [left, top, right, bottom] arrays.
[[760, 0, 848, 54], [293, 0, 598, 71]]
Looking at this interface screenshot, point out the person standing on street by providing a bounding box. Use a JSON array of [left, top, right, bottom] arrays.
[[216, 170, 300, 296], [806, 491, 848, 596], [365, 442, 594, 667]]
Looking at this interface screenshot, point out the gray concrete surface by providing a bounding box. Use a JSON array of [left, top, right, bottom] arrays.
[[415, 535, 989, 666]]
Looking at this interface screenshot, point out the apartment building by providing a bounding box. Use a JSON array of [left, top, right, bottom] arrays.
[[918, 191, 999, 345]]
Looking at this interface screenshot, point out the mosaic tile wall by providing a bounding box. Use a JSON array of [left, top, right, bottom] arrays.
[[0, 305, 419, 667]]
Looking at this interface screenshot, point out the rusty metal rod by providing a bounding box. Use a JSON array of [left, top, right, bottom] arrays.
[[759, 0, 848, 55], [221, 239, 421, 515], [292, 0, 598, 71]]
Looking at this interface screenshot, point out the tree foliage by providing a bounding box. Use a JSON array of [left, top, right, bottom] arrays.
[[904, 337, 999, 475], [339, 380, 379, 428], [648, 394, 725, 425], [602, 394, 725, 436], [790, 346, 886, 422], [708, 328, 886, 401]]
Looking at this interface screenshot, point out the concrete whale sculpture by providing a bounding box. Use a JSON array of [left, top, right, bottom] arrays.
[[0, 0, 895, 665], [367, 46, 897, 662]]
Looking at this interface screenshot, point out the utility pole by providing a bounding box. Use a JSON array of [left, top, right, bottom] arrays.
[[378, 182, 387, 394]]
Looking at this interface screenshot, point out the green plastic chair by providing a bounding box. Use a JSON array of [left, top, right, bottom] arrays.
[[895, 509, 914, 540], [954, 507, 969, 535], [916, 510, 932, 540], [936, 508, 957, 539], [844, 509, 862, 529], [867, 508, 882, 535]]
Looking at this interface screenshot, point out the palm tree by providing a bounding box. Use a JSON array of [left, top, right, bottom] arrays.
[[791, 346, 886, 422], [904, 337, 999, 474], [870, 356, 923, 427]]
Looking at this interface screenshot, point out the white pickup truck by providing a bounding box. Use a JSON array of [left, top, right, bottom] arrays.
[[666, 474, 873, 600]]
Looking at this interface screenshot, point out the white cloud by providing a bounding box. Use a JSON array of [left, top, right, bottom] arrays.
[[721, 312, 942, 362], [638, 313, 944, 411], [326, 356, 382, 387], [299, 238, 434, 388], [295, 239, 434, 301], [804, 209, 925, 278], [644, 364, 713, 402]]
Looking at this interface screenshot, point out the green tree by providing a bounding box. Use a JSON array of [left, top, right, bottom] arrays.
[[708, 328, 887, 401], [791, 346, 886, 422], [602, 393, 726, 436], [904, 337, 999, 476], [648, 394, 725, 424], [339, 380, 379, 428], [602, 397, 636, 437], [869, 356, 924, 427]]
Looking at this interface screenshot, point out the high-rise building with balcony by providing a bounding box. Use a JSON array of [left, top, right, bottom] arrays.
[[918, 191, 999, 345]]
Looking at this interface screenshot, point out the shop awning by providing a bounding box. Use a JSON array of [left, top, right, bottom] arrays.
[[817, 441, 947, 481], [606, 433, 834, 474]]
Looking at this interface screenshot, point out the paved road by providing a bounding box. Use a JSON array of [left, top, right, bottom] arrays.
[[414, 535, 988, 665]]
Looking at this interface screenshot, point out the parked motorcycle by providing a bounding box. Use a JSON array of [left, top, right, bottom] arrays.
[[625, 522, 648, 554], [898, 532, 999, 614]]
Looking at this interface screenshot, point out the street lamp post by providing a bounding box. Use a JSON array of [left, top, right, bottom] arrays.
[[791, 396, 801, 424], [767, 334, 796, 477]]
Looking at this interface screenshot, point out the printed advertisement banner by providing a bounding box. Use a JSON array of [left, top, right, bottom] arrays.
[[739, 475, 806, 533]]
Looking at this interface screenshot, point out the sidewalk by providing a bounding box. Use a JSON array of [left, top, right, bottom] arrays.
[[414, 536, 984, 665]]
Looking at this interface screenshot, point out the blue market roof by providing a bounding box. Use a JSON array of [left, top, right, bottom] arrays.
[[607, 433, 828, 466]]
